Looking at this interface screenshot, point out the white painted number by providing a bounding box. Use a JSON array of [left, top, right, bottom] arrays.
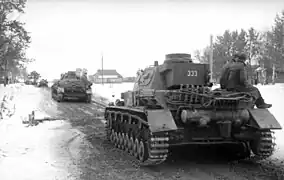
[[187, 70, 198, 77]]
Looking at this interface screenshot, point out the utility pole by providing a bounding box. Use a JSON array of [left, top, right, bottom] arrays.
[[283, 23, 284, 46], [209, 35, 213, 82], [101, 52, 104, 85]]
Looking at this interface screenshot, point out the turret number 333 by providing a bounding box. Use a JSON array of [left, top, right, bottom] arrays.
[[187, 70, 198, 76]]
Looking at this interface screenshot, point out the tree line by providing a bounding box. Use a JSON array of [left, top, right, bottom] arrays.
[[194, 10, 284, 81], [0, 0, 33, 81]]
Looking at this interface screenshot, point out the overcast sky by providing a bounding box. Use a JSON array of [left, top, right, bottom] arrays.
[[19, 0, 284, 80]]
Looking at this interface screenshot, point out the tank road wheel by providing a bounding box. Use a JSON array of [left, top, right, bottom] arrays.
[[57, 93, 64, 102], [138, 140, 147, 162], [110, 130, 115, 143], [134, 138, 139, 158], [112, 132, 116, 144], [104, 110, 171, 166], [121, 133, 125, 150], [116, 133, 120, 148], [114, 132, 118, 147], [109, 131, 113, 142], [124, 134, 129, 152], [85, 95, 92, 103], [121, 133, 126, 150], [106, 124, 110, 141], [127, 135, 132, 153], [117, 133, 123, 149], [129, 137, 135, 155], [250, 130, 275, 159]]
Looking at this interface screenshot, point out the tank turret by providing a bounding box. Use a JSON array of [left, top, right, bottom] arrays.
[[133, 53, 210, 91]]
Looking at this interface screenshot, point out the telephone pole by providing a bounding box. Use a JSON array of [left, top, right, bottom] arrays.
[[209, 35, 213, 82], [282, 23, 284, 46], [101, 52, 104, 85]]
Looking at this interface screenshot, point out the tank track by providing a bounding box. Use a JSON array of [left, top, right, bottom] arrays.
[[250, 130, 276, 161], [105, 108, 170, 166]]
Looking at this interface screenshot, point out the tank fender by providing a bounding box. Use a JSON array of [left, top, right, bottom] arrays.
[[248, 109, 282, 130], [146, 109, 178, 132]]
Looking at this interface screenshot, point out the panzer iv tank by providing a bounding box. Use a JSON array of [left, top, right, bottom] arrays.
[[51, 71, 93, 103], [38, 79, 48, 87], [104, 53, 282, 166]]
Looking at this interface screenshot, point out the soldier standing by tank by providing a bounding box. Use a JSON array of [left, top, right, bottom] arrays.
[[220, 53, 272, 109], [81, 71, 92, 88]]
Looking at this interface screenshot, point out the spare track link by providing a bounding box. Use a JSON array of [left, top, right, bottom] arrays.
[[251, 130, 276, 160], [105, 108, 169, 166]]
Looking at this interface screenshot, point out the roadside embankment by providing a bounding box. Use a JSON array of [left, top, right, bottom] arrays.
[[0, 84, 23, 120]]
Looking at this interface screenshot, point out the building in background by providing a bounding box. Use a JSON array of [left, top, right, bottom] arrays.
[[91, 69, 123, 84], [122, 76, 136, 82]]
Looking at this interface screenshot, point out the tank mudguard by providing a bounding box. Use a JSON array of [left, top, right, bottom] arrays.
[[146, 109, 178, 132], [248, 109, 282, 130]]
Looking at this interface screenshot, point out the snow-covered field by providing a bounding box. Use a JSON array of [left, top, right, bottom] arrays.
[[91, 83, 134, 103]]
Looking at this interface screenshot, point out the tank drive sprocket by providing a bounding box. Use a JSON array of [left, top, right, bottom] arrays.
[[250, 130, 276, 160], [105, 109, 170, 166]]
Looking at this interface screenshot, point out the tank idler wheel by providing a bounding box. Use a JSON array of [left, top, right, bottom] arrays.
[[134, 138, 139, 158], [129, 137, 135, 155], [124, 134, 129, 152], [138, 140, 146, 162]]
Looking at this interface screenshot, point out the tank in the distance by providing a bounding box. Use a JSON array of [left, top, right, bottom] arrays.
[[51, 71, 93, 103], [104, 53, 282, 166]]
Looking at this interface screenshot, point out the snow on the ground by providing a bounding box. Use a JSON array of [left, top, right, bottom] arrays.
[[91, 83, 134, 102], [256, 84, 284, 160]]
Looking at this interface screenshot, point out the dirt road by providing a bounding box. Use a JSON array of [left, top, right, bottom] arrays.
[[0, 85, 283, 180]]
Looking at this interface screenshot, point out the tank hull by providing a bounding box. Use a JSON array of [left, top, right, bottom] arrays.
[[105, 102, 280, 166], [51, 82, 92, 103]]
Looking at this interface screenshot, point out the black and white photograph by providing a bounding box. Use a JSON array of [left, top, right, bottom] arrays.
[[0, 0, 284, 179]]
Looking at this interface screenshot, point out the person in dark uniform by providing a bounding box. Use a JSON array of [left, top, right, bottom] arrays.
[[4, 76, 8, 86], [81, 72, 92, 88], [220, 57, 236, 89], [220, 53, 272, 109]]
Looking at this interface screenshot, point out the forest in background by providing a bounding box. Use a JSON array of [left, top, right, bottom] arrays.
[[0, 0, 32, 81], [194, 10, 284, 81]]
